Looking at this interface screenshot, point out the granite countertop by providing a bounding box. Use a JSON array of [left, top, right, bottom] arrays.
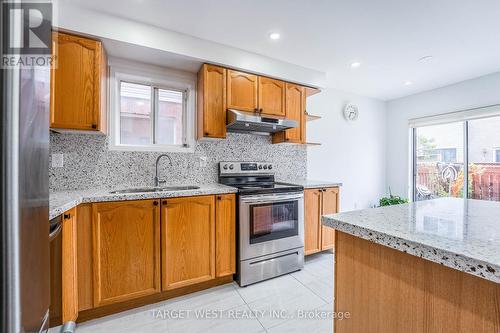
[[286, 179, 342, 189], [322, 197, 500, 284], [49, 184, 238, 220]]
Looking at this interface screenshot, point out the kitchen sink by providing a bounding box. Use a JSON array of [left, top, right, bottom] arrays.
[[109, 185, 200, 194]]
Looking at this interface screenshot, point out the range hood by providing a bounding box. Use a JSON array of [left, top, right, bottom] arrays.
[[226, 109, 298, 134]]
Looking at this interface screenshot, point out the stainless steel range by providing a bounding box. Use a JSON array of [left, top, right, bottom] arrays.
[[219, 162, 305, 286]]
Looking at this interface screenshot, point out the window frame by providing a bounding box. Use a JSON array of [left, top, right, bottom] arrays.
[[409, 109, 500, 201], [108, 58, 196, 153]]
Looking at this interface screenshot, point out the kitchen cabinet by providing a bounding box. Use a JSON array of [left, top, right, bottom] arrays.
[[92, 200, 161, 307], [304, 189, 322, 255], [62, 207, 79, 322], [161, 196, 215, 290], [304, 187, 339, 255], [215, 194, 236, 277], [258, 77, 285, 116], [50, 32, 107, 133], [226, 69, 258, 112], [272, 83, 306, 144], [197, 64, 227, 139]]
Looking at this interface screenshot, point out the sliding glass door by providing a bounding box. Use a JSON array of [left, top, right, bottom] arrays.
[[413, 115, 500, 202]]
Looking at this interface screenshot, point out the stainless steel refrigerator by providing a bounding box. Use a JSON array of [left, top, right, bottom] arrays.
[[1, 22, 51, 333]]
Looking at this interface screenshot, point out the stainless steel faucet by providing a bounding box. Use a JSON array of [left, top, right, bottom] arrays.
[[154, 154, 173, 187]]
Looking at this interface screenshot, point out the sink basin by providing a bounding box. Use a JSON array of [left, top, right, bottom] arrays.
[[109, 185, 200, 194]]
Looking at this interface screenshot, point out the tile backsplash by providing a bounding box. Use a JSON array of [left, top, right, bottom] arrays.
[[49, 132, 307, 191]]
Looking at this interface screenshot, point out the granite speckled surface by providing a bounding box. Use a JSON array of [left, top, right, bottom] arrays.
[[322, 197, 500, 284], [49, 132, 307, 191], [49, 184, 237, 219], [287, 180, 342, 189]]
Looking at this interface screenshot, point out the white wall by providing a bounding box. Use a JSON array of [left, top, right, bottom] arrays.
[[56, 2, 327, 88], [386, 71, 500, 198], [306, 87, 387, 212]]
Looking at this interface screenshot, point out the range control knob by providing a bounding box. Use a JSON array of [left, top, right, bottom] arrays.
[[268, 164, 273, 170], [223, 164, 228, 170], [258, 165, 263, 169], [263, 165, 268, 170], [229, 164, 234, 170]]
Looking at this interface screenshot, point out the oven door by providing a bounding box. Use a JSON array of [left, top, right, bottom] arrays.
[[239, 192, 304, 261]]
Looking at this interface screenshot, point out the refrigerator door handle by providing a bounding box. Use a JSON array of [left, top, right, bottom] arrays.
[[49, 217, 62, 242]]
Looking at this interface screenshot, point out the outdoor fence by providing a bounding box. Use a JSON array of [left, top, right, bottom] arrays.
[[417, 162, 500, 201]]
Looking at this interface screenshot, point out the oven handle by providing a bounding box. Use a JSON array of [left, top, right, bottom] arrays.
[[240, 193, 304, 204]]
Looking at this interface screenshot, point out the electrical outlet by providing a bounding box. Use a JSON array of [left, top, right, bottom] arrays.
[[199, 156, 207, 168], [52, 153, 63, 168]]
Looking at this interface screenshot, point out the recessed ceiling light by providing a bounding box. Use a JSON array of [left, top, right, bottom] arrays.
[[350, 62, 361, 68], [269, 32, 280, 40], [404, 81, 413, 86]]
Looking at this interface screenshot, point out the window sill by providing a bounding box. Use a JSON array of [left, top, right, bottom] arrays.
[[109, 143, 195, 153]]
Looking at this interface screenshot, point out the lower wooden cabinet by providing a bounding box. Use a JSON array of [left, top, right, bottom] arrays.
[[92, 200, 161, 307], [66, 194, 236, 319], [304, 187, 339, 255], [215, 194, 236, 277], [161, 195, 216, 290], [62, 207, 79, 322]]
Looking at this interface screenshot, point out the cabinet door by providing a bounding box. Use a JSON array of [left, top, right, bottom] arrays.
[[92, 200, 160, 307], [215, 194, 236, 277], [258, 77, 285, 116], [226, 70, 258, 112], [50, 32, 106, 132], [304, 189, 322, 255], [62, 207, 78, 322], [321, 188, 339, 250], [197, 64, 227, 139], [284, 83, 305, 142], [162, 196, 215, 290]]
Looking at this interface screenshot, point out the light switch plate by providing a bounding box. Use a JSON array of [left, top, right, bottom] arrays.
[[52, 153, 64, 168]]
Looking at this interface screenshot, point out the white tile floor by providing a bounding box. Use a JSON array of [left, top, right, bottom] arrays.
[[50, 251, 334, 333]]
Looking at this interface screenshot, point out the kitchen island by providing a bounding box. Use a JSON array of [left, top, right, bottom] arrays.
[[322, 198, 500, 333]]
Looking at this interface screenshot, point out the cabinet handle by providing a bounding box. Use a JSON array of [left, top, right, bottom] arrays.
[[204, 132, 210, 136], [253, 108, 259, 113], [153, 201, 158, 206], [91, 124, 97, 129], [162, 200, 168, 205], [63, 213, 71, 219], [217, 196, 221, 201]]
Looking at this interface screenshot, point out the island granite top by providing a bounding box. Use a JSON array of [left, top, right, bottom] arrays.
[[322, 197, 500, 284], [50, 184, 238, 220]]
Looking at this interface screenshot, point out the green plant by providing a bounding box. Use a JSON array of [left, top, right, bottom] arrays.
[[379, 188, 409, 206]]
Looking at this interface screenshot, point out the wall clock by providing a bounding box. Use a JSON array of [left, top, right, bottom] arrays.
[[343, 103, 359, 121]]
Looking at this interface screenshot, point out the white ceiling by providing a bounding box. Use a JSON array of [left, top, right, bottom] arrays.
[[65, 0, 500, 101]]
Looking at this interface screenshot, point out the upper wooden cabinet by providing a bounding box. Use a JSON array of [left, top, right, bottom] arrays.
[[215, 194, 236, 277], [197, 64, 227, 139], [258, 77, 285, 116], [226, 70, 258, 112], [50, 32, 107, 133], [304, 187, 340, 255], [161, 196, 215, 290], [272, 83, 306, 144], [92, 200, 161, 307]]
